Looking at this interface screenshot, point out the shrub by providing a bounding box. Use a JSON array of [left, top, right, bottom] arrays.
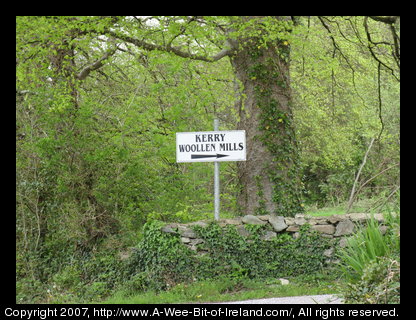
[[83, 281, 110, 301], [52, 264, 82, 289], [125, 220, 333, 293], [338, 213, 400, 281], [121, 272, 149, 296], [126, 220, 197, 291], [342, 255, 400, 304], [338, 212, 400, 303], [16, 278, 45, 304]]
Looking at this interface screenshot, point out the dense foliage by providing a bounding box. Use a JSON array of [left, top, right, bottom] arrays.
[[338, 213, 400, 303], [124, 221, 333, 293], [16, 16, 399, 303], [342, 255, 400, 304]]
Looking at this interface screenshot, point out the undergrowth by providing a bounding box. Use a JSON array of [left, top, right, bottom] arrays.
[[337, 212, 400, 303], [120, 220, 334, 296]]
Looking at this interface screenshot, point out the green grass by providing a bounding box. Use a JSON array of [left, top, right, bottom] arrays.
[[99, 276, 340, 304], [306, 205, 346, 217], [305, 197, 397, 217]]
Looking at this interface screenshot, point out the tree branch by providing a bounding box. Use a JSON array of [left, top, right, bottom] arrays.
[[354, 162, 400, 198], [390, 24, 400, 69], [363, 17, 400, 81], [376, 62, 385, 141], [368, 16, 399, 25], [108, 31, 233, 62], [76, 47, 117, 80], [317, 17, 355, 71], [346, 137, 375, 213]]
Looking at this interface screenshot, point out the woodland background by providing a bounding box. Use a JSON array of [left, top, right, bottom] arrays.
[[16, 16, 399, 303]]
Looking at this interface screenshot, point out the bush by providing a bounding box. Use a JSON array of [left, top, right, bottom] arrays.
[[121, 272, 149, 296], [338, 213, 400, 281], [342, 255, 400, 304], [83, 281, 110, 301], [125, 220, 333, 293], [126, 220, 197, 291], [16, 278, 45, 304], [338, 212, 400, 303], [52, 264, 82, 289]]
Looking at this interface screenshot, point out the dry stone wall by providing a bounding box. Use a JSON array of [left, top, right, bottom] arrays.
[[160, 213, 387, 262]]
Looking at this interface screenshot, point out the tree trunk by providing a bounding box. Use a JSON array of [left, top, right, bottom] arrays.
[[230, 17, 304, 216]]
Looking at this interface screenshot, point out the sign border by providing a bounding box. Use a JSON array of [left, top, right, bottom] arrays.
[[176, 130, 246, 163]]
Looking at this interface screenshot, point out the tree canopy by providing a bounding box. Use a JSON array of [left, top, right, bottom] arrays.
[[16, 16, 399, 303]]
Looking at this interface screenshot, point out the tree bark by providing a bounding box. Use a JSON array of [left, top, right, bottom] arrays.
[[230, 17, 304, 216]]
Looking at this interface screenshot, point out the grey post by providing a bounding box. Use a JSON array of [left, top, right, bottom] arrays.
[[214, 118, 220, 221]]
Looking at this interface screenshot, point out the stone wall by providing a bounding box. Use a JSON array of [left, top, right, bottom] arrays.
[[160, 213, 388, 261]]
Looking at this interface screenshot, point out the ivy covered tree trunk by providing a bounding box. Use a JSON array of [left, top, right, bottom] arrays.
[[231, 18, 304, 216]]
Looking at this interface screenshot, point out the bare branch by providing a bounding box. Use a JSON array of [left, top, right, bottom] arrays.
[[390, 23, 400, 69], [363, 17, 400, 81], [76, 48, 117, 80], [354, 162, 400, 198], [346, 137, 375, 213], [376, 62, 384, 141], [317, 17, 354, 70]]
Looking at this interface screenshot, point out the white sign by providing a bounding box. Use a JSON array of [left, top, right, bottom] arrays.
[[176, 130, 246, 163]]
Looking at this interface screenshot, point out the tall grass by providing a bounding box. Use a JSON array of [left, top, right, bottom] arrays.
[[338, 212, 400, 282]]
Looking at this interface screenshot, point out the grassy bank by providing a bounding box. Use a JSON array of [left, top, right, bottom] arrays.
[[100, 276, 340, 304]]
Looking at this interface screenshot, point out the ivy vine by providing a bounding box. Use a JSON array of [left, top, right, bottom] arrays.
[[247, 40, 305, 216], [126, 220, 333, 292]]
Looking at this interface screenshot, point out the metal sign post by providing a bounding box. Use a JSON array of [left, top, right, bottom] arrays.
[[175, 121, 246, 221], [214, 119, 220, 220]]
